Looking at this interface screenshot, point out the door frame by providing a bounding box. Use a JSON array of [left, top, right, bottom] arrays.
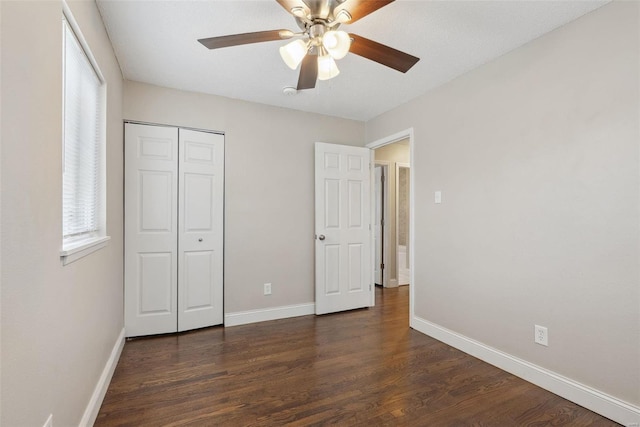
[[366, 129, 414, 318], [374, 162, 390, 288]]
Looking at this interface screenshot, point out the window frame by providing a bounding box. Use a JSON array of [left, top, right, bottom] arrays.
[[60, 3, 110, 265]]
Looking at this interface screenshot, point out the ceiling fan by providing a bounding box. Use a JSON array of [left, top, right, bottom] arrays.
[[198, 0, 420, 90]]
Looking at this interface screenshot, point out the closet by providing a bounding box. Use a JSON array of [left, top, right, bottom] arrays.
[[124, 123, 224, 337]]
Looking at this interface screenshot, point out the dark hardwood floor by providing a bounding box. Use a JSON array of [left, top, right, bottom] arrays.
[[96, 287, 618, 426]]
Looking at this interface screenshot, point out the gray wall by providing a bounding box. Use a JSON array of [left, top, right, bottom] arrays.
[[1, 1, 124, 426], [123, 81, 366, 313], [367, 1, 639, 406]]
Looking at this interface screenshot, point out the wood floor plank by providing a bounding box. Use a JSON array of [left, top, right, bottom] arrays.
[[96, 287, 619, 426]]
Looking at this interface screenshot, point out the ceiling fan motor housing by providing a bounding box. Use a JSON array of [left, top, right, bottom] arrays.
[[198, 0, 420, 91], [309, 23, 327, 43]]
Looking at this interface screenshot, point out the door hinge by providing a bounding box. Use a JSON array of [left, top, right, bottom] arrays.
[[381, 263, 384, 269], [381, 219, 385, 226], [381, 174, 385, 183]]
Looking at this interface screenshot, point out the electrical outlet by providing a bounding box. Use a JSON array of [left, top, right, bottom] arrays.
[[534, 325, 548, 346], [43, 414, 53, 427], [264, 283, 272, 296]]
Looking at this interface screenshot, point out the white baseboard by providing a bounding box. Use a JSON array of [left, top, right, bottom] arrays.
[[386, 279, 399, 288], [225, 303, 315, 327], [411, 316, 640, 426], [79, 327, 125, 427]]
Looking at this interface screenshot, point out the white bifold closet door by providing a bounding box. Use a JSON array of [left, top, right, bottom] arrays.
[[124, 123, 224, 337]]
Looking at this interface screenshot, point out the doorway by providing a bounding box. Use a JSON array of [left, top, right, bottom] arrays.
[[367, 129, 414, 316], [372, 139, 410, 288]]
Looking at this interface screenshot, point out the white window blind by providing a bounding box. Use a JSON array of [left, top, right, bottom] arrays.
[[62, 18, 104, 243]]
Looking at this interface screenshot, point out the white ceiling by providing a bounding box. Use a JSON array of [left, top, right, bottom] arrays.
[[96, 0, 608, 121]]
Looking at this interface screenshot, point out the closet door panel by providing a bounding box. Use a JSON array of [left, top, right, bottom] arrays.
[[184, 251, 214, 310], [184, 173, 214, 231], [178, 129, 224, 331], [125, 123, 179, 337], [138, 252, 173, 314]]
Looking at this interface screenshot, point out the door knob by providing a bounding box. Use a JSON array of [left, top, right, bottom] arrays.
[[318, 235, 325, 241], [198, 238, 203, 242]]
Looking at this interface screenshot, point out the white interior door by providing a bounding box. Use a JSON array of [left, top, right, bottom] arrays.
[[178, 129, 224, 331], [125, 123, 178, 337], [315, 142, 372, 315]]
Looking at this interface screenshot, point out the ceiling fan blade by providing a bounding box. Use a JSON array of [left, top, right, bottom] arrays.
[[198, 30, 293, 50], [297, 54, 318, 90], [334, 0, 394, 23], [348, 33, 419, 73]]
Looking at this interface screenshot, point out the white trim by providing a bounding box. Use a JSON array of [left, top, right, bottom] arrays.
[[365, 129, 414, 150], [60, 235, 110, 265], [369, 150, 376, 306], [366, 128, 415, 323], [124, 120, 224, 136], [79, 327, 125, 427], [62, 1, 105, 84], [225, 303, 315, 327], [62, 2, 108, 260], [411, 316, 640, 426]]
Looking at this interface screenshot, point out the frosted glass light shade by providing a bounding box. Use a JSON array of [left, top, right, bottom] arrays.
[[279, 39, 308, 70], [317, 54, 340, 80], [322, 30, 350, 59]]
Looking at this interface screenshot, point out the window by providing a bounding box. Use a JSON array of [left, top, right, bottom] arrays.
[[60, 11, 109, 264]]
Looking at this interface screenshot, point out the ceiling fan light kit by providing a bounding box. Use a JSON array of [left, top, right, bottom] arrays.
[[279, 26, 350, 79], [317, 51, 340, 80], [280, 39, 309, 69], [197, 0, 420, 90], [322, 30, 350, 59]]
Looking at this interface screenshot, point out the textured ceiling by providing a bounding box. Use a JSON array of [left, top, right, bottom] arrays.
[[96, 0, 609, 121]]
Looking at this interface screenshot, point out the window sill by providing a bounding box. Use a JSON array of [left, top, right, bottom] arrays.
[[60, 236, 111, 265]]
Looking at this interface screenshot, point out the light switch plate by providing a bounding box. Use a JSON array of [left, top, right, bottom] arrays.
[[435, 191, 442, 204]]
